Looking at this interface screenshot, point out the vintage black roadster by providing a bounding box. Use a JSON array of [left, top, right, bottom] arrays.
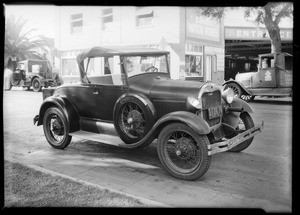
[[34, 46, 263, 180]]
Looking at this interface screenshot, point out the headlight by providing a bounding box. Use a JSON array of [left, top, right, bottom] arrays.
[[222, 88, 234, 104], [187, 97, 201, 109]]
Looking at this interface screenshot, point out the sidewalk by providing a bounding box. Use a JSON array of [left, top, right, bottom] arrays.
[[4, 144, 291, 212]]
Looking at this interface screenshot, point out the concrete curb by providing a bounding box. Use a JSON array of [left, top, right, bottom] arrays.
[[5, 158, 169, 208]]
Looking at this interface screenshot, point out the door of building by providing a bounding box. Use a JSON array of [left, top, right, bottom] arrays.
[[205, 55, 212, 81]]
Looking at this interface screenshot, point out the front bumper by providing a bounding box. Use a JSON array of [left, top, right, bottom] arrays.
[[208, 121, 264, 155]]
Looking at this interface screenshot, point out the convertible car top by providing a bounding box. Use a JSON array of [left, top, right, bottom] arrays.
[[76, 46, 170, 64]]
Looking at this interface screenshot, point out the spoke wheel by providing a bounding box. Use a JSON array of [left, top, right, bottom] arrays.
[[229, 112, 254, 152], [225, 83, 242, 98], [241, 94, 255, 103], [114, 96, 155, 146], [43, 107, 72, 149], [157, 123, 211, 181], [120, 102, 146, 139], [32, 78, 42, 92]]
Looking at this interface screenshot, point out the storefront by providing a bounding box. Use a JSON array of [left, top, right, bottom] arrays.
[[184, 7, 225, 84]]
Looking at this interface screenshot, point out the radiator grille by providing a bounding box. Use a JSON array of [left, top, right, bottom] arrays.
[[201, 90, 222, 127]]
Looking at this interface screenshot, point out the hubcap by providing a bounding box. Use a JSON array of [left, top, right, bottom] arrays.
[[48, 114, 65, 143]]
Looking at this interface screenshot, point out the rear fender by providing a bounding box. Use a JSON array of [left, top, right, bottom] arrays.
[[223, 79, 252, 95], [36, 96, 80, 132]]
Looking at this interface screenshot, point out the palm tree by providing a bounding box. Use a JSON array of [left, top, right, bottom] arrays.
[[4, 15, 49, 71]]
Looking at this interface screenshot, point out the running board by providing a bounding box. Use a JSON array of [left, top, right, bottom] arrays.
[[70, 130, 130, 148]]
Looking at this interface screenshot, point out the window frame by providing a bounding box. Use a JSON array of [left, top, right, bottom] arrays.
[[70, 13, 83, 34], [135, 7, 154, 28]]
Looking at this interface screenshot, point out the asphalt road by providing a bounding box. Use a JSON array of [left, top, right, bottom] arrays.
[[3, 88, 292, 212]]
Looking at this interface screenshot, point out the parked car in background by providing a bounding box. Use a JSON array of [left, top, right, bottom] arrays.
[[4, 59, 63, 92], [34, 46, 263, 181], [223, 52, 293, 102]]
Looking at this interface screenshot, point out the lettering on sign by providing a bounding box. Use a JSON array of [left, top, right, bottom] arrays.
[[225, 27, 293, 41], [186, 8, 221, 42]]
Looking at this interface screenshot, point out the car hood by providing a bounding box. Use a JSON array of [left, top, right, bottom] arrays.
[[128, 73, 205, 100]]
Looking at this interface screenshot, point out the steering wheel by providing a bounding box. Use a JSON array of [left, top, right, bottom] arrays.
[[145, 66, 158, 73]]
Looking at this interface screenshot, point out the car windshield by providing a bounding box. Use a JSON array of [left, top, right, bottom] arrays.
[[122, 55, 169, 77]]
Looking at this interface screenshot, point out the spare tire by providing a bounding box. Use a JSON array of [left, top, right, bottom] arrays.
[[113, 94, 156, 145]]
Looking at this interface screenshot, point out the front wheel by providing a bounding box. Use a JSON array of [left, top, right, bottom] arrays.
[[43, 107, 72, 149], [225, 83, 242, 98], [157, 123, 211, 181], [241, 94, 255, 103], [229, 112, 254, 152]]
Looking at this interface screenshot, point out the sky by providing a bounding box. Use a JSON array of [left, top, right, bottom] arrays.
[[4, 5, 56, 37], [4, 5, 293, 38]]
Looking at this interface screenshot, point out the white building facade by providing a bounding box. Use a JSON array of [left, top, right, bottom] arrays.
[[54, 6, 225, 84]]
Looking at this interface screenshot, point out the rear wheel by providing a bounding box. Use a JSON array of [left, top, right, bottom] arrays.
[[157, 123, 211, 181], [114, 96, 155, 146], [43, 107, 72, 149], [32, 78, 42, 92], [229, 112, 254, 152]]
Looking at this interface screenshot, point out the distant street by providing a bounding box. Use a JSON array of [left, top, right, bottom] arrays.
[[3, 88, 292, 212]]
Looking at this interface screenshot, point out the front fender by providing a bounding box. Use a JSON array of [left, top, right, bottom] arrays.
[[223, 79, 252, 95], [231, 97, 254, 114], [119, 111, 212, 149], [35, 96, 80, 132], [222, 97, 254, 129]]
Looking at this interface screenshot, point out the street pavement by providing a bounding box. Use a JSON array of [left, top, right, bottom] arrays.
[[3, 88, 292, 212]]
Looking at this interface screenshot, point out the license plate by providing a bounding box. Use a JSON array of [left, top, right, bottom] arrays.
[[208, 106, 222, 119]]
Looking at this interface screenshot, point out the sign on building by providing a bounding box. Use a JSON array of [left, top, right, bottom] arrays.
[[225, 27, 293, 41]]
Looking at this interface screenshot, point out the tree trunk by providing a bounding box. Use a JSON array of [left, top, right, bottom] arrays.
[[263, 4, 282, 54], [266, 23, 282, 53]]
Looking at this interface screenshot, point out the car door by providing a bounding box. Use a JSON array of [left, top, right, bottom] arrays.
[[63, 83, 99, 119], [258, 57, 277, 88], [92, 55, 127, 121], [93, 84, 126, 121]]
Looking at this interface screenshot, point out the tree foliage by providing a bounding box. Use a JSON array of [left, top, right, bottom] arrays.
[[4, 15, 49, 70], [196, 2, 293, 53]]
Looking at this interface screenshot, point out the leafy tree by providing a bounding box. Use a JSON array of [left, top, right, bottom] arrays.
[[196, 2, 293, 54], [4, 15, 49, 71]]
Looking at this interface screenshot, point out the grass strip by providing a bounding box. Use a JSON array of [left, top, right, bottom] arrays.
[[4, 160, 146, 207]]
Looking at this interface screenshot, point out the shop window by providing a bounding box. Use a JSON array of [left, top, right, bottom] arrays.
[[185, 55, 203, 77], [102, 8, 114, 31], [136, 7, 154, 28], [70, 13, 83, 34]]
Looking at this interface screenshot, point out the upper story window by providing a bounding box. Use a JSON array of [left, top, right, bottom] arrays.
[[136, 7, 154, 28], [70, 13, 83, 34], [102, 8, 113, 31]]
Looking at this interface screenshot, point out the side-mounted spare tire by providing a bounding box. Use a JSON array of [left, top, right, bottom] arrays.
[[113, 94, 156, 145]]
